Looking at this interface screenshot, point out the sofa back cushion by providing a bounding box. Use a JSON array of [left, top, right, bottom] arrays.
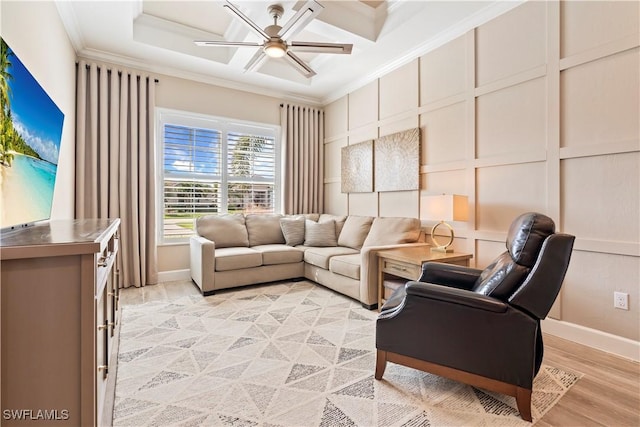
[[362, 217, 421, 247], [245, 214, 285, 246], [303, 213, 321, 222], [338, 215, 374, 250], [304, 219, 338, 247], [196, 214, 249, 248]]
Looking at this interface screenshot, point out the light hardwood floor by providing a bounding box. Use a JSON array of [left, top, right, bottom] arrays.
[[120, 281, 640, 426]]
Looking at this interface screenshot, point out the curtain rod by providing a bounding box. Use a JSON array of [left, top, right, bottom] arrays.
[[76, 62, 159, 83], [279, 103, 322, 112]]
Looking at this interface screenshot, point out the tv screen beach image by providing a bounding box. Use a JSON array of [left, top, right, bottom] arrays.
[[1, 38, 64, 229]]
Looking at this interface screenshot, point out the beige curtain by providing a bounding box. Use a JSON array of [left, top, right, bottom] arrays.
[[281, 104, 324, 214], [75, 60, 158, 288]]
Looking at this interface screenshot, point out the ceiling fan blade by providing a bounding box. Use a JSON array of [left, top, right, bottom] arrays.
[[194, 41, 262, 48], [289, 41, 353, 54], [244, 50, 268, 73], [278, 0, 323, 41], [223, 0, 269, 41], [284, 51, 316, 78]]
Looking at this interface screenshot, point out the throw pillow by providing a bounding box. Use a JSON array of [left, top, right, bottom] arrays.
[[304, 219, 337, 247], [362, 217, 421, 247], [318, 214, 348, 238], [280, 217, 306, 246], [195, 214, 249, 248], [337, 215, 373, 250]]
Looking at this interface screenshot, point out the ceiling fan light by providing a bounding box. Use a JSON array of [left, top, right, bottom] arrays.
[[264, 40, 286, 58]]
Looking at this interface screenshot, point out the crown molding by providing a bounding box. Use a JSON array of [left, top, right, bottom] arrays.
[[76, 48, 323, 107], [55, 0, 85, 52], [321, 0, 525, 106]]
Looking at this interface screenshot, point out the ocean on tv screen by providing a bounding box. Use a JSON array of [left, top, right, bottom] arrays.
[[1, 37, 64, 229]]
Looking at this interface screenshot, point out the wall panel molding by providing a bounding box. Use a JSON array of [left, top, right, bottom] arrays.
[[474, 64, 547, 98], [421, 161, 467, 174], [559, 34, 639, 71], [418, 94, 466, 115], [473, 150, 547, 168], [559, 139, 640, 160], [324, 177, 340, 184], [573, 239, 640, 258], [324, 0, 640, 349], [324, 133, 348, 144]]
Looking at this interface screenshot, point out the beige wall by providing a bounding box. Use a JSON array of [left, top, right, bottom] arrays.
[[1, 1, 77, 220], [0, 0, 286, 280], [154, 74, 284, 276], [323, 1, 640, 342]]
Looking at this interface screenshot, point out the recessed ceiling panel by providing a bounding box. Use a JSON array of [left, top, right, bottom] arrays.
[[133, 13, 233, 64], [142, 1, 232, 34]]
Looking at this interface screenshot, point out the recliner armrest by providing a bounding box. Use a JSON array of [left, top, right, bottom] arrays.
[[419, 262, 483, 290], [406, 281, 507, 313]]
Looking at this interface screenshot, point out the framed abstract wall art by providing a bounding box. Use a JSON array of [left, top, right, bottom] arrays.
[[341, 140, 373, 193], [374, 127, 419, 192]]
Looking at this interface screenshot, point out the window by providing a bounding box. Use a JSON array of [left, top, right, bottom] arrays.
[[158, 109, 280, 242]]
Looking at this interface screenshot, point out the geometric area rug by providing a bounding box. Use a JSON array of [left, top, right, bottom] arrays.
[[113, 281, 581, 426]]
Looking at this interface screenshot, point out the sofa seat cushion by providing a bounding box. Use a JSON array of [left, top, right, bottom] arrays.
[[303, 246, 359, 269], [253, 244, 304, 265], [329, 254, 361, 280], [214, 247, 262, 271]]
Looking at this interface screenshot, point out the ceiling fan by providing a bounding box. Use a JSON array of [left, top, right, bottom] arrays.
[[194, 0, 353, 78]]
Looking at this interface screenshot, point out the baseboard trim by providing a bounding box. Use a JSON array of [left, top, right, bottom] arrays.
[[542, 318, 640, 362], [157, 269, 191, 283]]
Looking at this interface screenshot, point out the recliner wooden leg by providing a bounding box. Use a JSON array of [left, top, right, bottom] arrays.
[[515, 387, 532, 422], [375, 350, 387, 380]]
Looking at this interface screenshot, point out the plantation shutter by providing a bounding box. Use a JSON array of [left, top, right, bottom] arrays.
[[159, 112, 280, 242], [163, 124, 222, 240], [227, 132, 276, 214]]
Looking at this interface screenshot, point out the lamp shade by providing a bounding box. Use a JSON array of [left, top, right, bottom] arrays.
[[421, 194, 469, 222]]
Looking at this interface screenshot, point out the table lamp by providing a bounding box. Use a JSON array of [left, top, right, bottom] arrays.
[[421, 194, 469, 253]]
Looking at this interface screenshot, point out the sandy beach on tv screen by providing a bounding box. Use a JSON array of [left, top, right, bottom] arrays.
[[1, 154, 53, 228]]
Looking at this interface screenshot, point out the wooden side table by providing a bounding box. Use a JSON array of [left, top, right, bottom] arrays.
[[377, 246, 473, 309]]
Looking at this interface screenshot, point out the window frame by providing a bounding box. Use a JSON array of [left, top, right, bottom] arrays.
[[156, 108, 282, 245]]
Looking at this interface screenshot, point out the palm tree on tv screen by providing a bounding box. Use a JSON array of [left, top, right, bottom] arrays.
[[0, 38, 14, 166]]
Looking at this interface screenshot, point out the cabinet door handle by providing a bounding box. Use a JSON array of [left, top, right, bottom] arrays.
[[98, 256, 108, 267], [98, 365, 109, 374]]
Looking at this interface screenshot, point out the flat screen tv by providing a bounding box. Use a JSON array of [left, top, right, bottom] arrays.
[[1, 38, 64, 231]]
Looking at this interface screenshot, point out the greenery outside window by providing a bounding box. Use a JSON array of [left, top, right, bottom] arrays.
[[157, 109, 280, 243]]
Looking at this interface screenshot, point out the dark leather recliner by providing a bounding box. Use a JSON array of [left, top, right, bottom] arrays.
[[375, 212, 575, 422]]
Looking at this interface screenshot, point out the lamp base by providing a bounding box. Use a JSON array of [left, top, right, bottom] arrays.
[[430, 246, 454, 253], [430, 221, 455, 253]]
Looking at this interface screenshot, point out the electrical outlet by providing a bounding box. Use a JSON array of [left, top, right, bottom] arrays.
[[614, 292, 629, 310]]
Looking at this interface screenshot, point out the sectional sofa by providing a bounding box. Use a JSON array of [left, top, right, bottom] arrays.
[[189, 213, 428, 308]]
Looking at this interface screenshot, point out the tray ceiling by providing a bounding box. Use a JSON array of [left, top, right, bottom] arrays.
[[56, 0, 521, 104]]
